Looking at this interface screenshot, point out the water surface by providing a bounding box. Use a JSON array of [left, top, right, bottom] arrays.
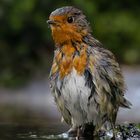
[[0, 123, 68, 140]]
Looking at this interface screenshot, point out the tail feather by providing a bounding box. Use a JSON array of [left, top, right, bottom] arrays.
[[120, 97, 132, 108]]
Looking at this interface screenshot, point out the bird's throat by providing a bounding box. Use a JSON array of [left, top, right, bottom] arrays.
[[51, 26, 84, 46]]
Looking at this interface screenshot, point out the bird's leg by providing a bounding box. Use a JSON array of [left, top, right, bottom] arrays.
[[76, 126, 81, 140], [111, 123, 116, 140], [111, 113, 117, 140]]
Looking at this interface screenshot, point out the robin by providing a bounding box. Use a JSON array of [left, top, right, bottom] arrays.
[[47, 6, 131, 139]]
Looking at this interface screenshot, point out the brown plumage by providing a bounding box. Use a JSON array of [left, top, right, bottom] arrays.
[[47, 6, 131, 139]]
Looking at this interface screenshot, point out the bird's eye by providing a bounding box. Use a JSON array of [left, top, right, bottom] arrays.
[[67, 16, 74, 23]]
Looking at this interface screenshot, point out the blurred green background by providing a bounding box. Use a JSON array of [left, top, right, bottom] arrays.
[[0, 0, 140, 87]]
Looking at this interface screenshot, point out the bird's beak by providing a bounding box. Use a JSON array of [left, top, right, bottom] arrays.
[[47, 20, 56, 25]]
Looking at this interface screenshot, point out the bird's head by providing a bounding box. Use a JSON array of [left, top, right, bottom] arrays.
[[47, 6, 91, 46]]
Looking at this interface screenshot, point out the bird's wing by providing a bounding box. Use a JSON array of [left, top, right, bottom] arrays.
[[50, 76, 72, 125], [49, 51, 72, 125], [86, 46, 131, 112]]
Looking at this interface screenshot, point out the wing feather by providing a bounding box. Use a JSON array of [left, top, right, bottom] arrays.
[[86, 46, 131, 123]]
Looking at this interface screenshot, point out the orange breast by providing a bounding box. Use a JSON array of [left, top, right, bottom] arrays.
[[73, 46, 87, 75], [51, 43, 88, 79]]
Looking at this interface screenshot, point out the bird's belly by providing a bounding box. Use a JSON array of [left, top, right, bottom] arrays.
[[58, 69, 95, 126]]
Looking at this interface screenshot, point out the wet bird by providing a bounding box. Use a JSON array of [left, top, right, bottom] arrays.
[[47, 6, 131, 139]]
